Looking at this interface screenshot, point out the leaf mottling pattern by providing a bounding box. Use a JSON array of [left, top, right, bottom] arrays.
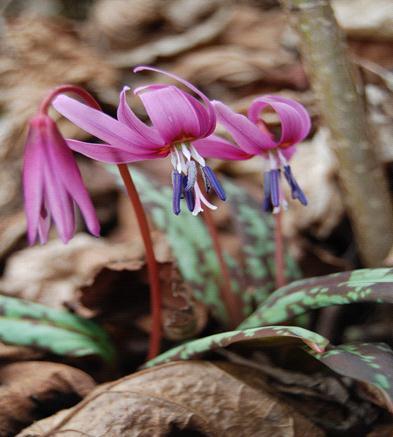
[[239, 268, 393, 329]]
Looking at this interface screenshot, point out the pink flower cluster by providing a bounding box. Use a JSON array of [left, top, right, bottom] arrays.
[[23, 66, 311, 244]]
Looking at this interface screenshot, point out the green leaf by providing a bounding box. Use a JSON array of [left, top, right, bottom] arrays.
[[108, 166, 300, 323], [145, 326, 329, 368], [0, 295, 115, 362], [239, 268, 393, 329], [222, 178, 301, 308], [309, 342, 393, 413], [118, 167, 234, 323]]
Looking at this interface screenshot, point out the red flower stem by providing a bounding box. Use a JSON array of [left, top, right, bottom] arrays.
[[274, 211, 286, 289], [117, 164, 161, 359], [39, 85, 101, 115], [42, 85, 162, 358], [202, 207, 243, 327]]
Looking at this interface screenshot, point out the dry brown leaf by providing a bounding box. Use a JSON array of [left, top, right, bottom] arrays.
[[0, 234, 145, 309], [108, 8, 232, 67], [0, 361, 95, 436], [0, 342, 43, 362], [332, 0, 393, 42], [18, 361, 324, 436], [80, 259, 207, 343], [282, 128, 344, 242]]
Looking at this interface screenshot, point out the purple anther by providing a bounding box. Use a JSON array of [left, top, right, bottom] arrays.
[[283, 165, 307, 206], [270, 169, 280, 208], [172, 170, 183, 215], [201, 166, 226, 201], [183, 176, 195, 211], [262, 171, 272, 212]]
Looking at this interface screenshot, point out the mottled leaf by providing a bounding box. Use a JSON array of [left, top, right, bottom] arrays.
[[109, 166, 300, 324], [223, 178, 301, 311], [119, 167, 233, 323], [310, 343, 393, 413], [0, 295, 115, 362], [240, 268, 393, 329], [145, 326, 329, 368]]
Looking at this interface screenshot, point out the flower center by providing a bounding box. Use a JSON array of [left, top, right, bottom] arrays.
[[169, 143, 226, 216], [262, 150, 307, 213]]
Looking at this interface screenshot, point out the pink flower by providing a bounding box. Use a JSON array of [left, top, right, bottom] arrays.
[[199, 96, 311, 212], [23, 114, 100, 244], [52, 67, 231, 216]]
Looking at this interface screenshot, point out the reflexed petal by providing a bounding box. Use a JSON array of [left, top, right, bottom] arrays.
[[134, 65, 216, 136], [248, 96, 311, 147], [193, 135, 252, 160], [53, 95, 156, 154], [23, 119, 45, 244], [66, 139, 161, 163], [212, 101, 276, 153], [138, 86, 203, 143], [117, 87, 164, 147]]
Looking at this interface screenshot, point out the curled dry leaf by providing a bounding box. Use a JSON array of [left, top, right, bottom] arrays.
[[0, 234, 144, 310], [0, 361, 95, 436], [18, 361, 323, 437], [172, 7, 308, 92], [81, 259, 207, 342], [108, 8, 232, 67]]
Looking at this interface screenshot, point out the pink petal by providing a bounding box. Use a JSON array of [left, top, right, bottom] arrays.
[[23, 119, 45, 244], [66, 139, 163, 163], [280, 145, 297, 161], [193, 135, 252, 160], [52, 95, 156, 154], [248, 96, 311, 147], [37, 206, 51, 244], [42, 156, 75, 244], [44, 122, 100, 238], [117, 86, 164, 147], [213, 101, 276, 153], [134, 66, 216, 136], [138, 86, 204, 143]]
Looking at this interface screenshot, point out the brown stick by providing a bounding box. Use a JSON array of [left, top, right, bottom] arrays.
[[117, 164, 161, 359], [281, 0, 393, 266], [202, 207, 243, 327]]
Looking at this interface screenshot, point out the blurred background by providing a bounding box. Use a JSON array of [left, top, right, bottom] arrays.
[[1, 0, 391, 271], [0, 3, 392, 433]]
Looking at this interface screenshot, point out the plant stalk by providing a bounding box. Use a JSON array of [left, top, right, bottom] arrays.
[[46, 86, 162, 358], [118, 164, 161, 359], [202, 207, 243, 327], [281, 0, 393, 266], [274, 211, 286, 288]]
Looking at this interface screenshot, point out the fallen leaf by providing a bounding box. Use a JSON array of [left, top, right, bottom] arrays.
[[0, 361, 95, 436], [332, 0, 393, 41], [18, 361, 323, 436], [0, 342, 42, 362], [0, 234, 144, 309]]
